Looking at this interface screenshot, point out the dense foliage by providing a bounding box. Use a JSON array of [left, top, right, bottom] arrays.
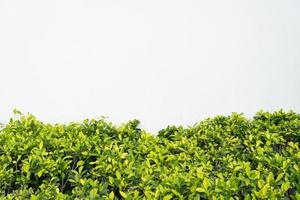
[[0, 110, 300, 199]]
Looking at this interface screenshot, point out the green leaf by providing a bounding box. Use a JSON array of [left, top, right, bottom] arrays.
[[13, 108, 22, 115], [133, 190, 139, 198], [197, 167, 204, 179], [109, 177, 114, 184], [120, 191, 127, 198], [196, 188, 205, 193], [77, 160, 84, 167], [281, 181, 290, 192], [80, 179, 85, 185], [283, 160, 288, 168], [30, 195, 38, 200], [120, 153, 128, 159], [233, 166, 242, 172], [37, 170, 44, 178], [23, 164, 30, 173], [79, 132, 86, 141], [109, 191, 114, 200], [266, 172, 274, 183], [163, 194, 173, 200], [258, 179, 264, 189], [275, 173, 284, 183], [259, 184, 268, 197], [203, 178, 210, 190], [248, 170, 259, 179], [244, 194, 251, 200], [116, 171, 121, 180], [294, 164, 299, 172], [39, 142, 43, 150], [171, 189, 181, 197]]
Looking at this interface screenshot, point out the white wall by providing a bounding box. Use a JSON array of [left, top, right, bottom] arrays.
[[1, 0, 300, 132]]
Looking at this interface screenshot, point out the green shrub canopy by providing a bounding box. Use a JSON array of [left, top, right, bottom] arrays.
[[0, 110, 300, 199]]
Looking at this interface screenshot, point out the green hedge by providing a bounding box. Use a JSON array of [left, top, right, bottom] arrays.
[[0, 110, 300, 199]]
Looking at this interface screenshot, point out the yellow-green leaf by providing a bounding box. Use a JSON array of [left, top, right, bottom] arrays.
[[260, 184, 268, 197], [266, 172, 274, 183], [294, 164, 299, 172], [196, 188, 205, 193], [282, 181, 290, 192], [275, 173, 284, 182], [234, 166, 242, 172], [77, 160, 84, 167], [39, 142, 43, 150], [80, 179, 85, 185], [163, 194, 173, 200], [121, 153, 128, 159], [258, 180, 264, 189], [116, 171, 121, 180], [197, 167, 204, 179], [203, 178, 210, 190], [37, 170, 43, 178], [120, 191, 127, 198], [23, 164, 30, 173], [109, 177, 114, 184], [109, 191, 114, 200], [133, 190, 139, 198]]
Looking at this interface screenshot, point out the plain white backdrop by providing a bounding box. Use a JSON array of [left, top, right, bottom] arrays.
[[1, 0, 300, 132]]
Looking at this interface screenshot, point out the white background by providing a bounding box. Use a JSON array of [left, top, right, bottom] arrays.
[[1, 0, 299, 132]]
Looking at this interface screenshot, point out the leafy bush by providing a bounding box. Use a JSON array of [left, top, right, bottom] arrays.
[[0, 110, 300, 199]]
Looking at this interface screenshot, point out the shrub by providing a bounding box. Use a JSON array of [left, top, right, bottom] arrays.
[[0, 110, 300, 199]]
